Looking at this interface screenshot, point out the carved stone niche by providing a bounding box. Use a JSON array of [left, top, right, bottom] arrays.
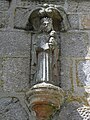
[[25, 4, 68, 120], [27, 4, 69, 86], [26, 4, 69, 31]]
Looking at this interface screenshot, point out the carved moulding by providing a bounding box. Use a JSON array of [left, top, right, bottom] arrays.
[[26, 4, 69, 31], [25, 82, 64, 120]]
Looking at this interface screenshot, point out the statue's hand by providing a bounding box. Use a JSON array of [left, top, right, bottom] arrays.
[[41, 43, 49, 50]]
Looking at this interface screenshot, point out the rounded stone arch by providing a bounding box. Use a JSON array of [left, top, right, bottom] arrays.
[[26, 4, 69, 31], [26, 7, 42, 31]]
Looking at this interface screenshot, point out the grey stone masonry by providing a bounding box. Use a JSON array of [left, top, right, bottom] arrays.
[[0, 0, 10, 28], [0, 0, 10, 11], [2, 58, 30, 92], [0, 12, 9, 28], [0, 97, 29, 120], [68, 14, 79, 30], [14, 7, 30, 30], [60, 57, 73, 91], [0, 31, 31, 57], [0, 0, 90, 120], [67, 0, 90, 13], [58, 101, 83, 120], [61, 32, 89, 57], [20, 0, 65, 6]]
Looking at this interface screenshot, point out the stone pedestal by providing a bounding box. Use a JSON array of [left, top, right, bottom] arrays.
[[25, 82, 64, 120]]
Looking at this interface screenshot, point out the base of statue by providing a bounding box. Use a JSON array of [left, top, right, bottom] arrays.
[[25, 82, 64, 120]]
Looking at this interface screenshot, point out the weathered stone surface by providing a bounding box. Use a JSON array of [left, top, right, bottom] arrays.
[[20, 0, 38, 6], [16, 0, 21, 6], [0, 12, 9, 28], [2, 58, 30, 92], [20, 0, 65, 6], [0, 31, 31, 57], [0, 0, 9, 11], [77, 59, 90, 86], [67, 0, 90, 13], [0, 59, 3, 88], [61, 32, 89, 57], [0, 0, 90, 120], [60, 57, 72, 91], [0, 97, 29, 120], [67, 0, 79, 12], [58, 101, 83, 120], [80, 14, 90, 29], [77, 1, 90, 13], [14, 7, 30, 29], [68, 14, 79, 30]]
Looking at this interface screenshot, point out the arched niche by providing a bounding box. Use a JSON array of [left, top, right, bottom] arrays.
[[26, 4, 69, 31]]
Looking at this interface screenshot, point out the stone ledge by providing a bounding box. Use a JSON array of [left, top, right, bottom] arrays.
[[25, 82, 64, 120]]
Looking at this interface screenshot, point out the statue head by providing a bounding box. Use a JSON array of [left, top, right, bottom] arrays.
[[40, 17, 53, 32]]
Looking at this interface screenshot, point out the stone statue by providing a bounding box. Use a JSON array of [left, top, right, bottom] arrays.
[[31, 16, 60, 85], [27, 4, 69, 86], [25, 4, 68, 120]]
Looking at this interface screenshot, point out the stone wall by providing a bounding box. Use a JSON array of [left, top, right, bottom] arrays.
[[0, 0, 90, 120]]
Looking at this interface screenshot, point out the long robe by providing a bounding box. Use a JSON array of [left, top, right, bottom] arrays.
[[31, 33, 59, 85]]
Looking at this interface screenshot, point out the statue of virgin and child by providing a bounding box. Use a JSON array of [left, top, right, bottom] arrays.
[[31, 16, 60, 86]]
